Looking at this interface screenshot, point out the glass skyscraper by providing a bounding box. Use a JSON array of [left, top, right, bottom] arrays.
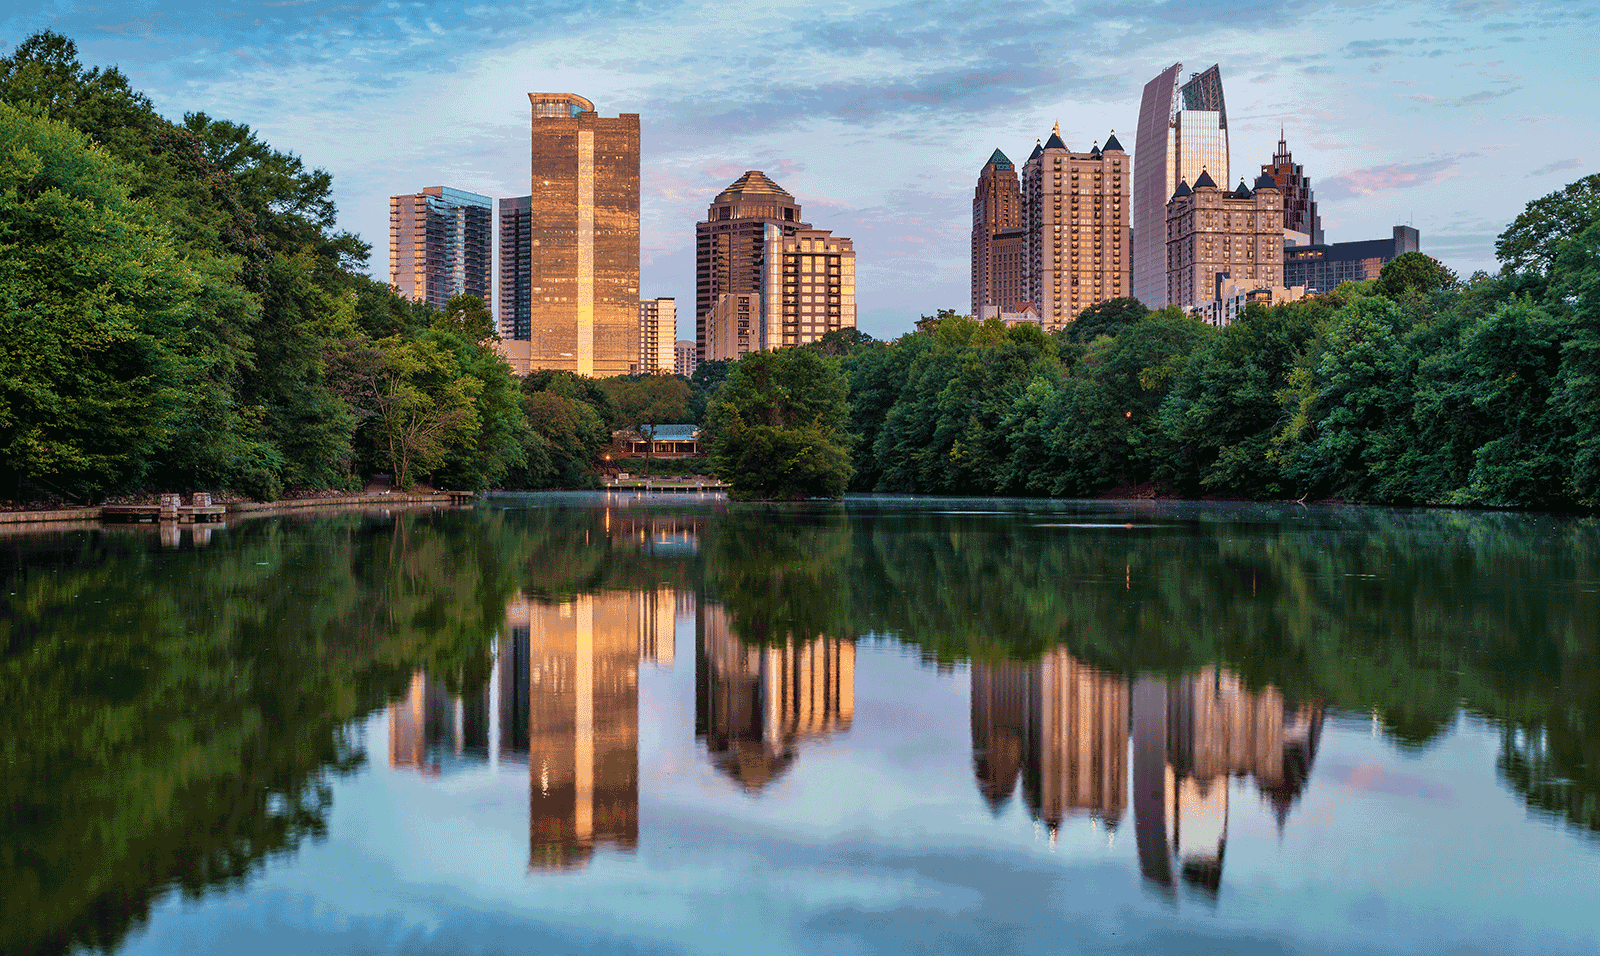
[[389, 186, 493, 313], [1133, 64, 1231, 308]]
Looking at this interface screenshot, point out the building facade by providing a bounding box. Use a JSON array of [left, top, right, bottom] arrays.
[[697, 173, 857, 362], [971, 149, 1027, 318], [1283, 226, 1421, 293], [522, 93, 640, 376], [1022, 125, 1129, 329], [1260, 132, 1323, 246], [1165, 171, 1284, 310], [497, 195, 532, 340], [638, 297, 677, 373], [1134, 64, 1232, 308], [695, 171, 806, 362], [674, 339, 698, 378], [389, 186, 493, 312]]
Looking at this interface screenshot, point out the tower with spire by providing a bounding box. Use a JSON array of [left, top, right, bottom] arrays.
[[971, 148, 1027, 319], [1261, 130, 1324, 245], [1020, 123, 1130, 329]]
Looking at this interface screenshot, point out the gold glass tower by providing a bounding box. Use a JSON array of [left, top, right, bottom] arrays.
[[525, 93, 640, 376]]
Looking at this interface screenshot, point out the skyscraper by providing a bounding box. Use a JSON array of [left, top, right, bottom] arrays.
[[521, 93, 640, 376], [696, 172, 855, 361], [638, 297, 677, 374], [1022, 126, 1129, 328], [971, 149, 1027, 318], [1134, 64, 1231, 308], [1261, 132, 1323, 245], [389, 186, 493, 312], [498, 195, 532, 340]]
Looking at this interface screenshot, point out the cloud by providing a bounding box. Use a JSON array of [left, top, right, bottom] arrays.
[[1527, 158, 1582, 177], [1320, 154, 1479, 200]]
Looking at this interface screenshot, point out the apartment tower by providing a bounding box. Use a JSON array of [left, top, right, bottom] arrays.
[[638, 297, 677, 373], [1022, 125, 1129, 329], [695, 171, 804, 360], [1134, 64, 1231, 308], [389, 186, 493, 312], [524, 93, 640, 376], [971, 149, 1027, 318]]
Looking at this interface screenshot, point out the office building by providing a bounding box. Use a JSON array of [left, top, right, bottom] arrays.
[[498, 195, 532, 340], [696, 171, 856, 361], [1022, 125, 1129, 329], [1165, 171, 1284, 310], [502, 93, 639, 377], [389, 186, 493, 312], [674, 340, 698, 377], [1283, 226, 1421, 293], [972, 149, 1027, 318], [639, 297, 676, 373], [1261, 132, 1323, 246], [1134, 64, 1231, 307]]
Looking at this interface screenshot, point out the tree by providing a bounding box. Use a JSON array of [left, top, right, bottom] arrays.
[[814, 327, 878, 357], [1496, 173, 1600, 275], [0, 103, 196, 499], [1065, 296, 1148, 342], [1373, 251, 1458, 300], [703, 349, 852, 499], [598, 375, 692, 475], [433, 293, 497, 343]]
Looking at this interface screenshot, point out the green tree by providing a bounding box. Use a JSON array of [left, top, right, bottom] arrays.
[[703, 349, 853, 499], [1373, 251, 1458, 300], [599, 374, 693, 475], [1496, 173, 1600, 275], [1064, 296, 1148, 342]]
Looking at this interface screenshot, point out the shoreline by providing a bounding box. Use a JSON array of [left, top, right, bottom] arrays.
[[0, 492, 465, 528]]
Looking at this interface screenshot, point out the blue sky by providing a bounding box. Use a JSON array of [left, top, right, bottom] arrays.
[[5, 0, 1595, 339]]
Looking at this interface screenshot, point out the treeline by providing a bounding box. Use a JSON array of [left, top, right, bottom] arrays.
[[0, 33, 726, 504], [832, 186, 1600, 509]]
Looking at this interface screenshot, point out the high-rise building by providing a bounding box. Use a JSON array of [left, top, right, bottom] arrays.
[[695, 171, 856, 361], [1134, 64, 1231, 308], [389, 186, 493, 312], [498, 195, 532, 340], [516, 93, 640, 377], [638, 297, 676, 373], [1283, 226, 1421, 293], [1165, 171, 1284, 309], [674, 340, 698, 378], [1261, 132, 1323, 246], [1022, 125, 1129, 329], [972, 149, 1027, 318], [696, 171, 804, 361]]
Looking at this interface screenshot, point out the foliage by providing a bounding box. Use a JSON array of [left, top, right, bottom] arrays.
[[703, 349, 853, 499], [1495, 173, 1600, 275], [1064, 296, 1148, 342]]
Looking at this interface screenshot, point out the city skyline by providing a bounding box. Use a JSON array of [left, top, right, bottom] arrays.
[[6, 2, 1593, 340]]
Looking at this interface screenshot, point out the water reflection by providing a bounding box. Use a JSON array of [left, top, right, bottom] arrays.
[[695, 604, 855, 793], [386, 588, 683, 870]]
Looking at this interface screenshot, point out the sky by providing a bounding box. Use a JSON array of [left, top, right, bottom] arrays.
[[5, 0, 1596, 340]]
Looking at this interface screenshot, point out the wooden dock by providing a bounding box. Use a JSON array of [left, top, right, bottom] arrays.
[[603, 477, 728, 495], [101, 494, 226, 524]]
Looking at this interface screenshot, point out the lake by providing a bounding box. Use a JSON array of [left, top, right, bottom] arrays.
[[3, 496, 1597, 955]]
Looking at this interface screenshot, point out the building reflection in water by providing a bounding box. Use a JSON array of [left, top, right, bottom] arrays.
[[385, 587, 679, 872], [973, 653, 1322, 898], [695, 603, 855, 793], [971, 650, 1129, 835]]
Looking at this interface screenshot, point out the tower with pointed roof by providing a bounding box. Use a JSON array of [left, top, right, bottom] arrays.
[[1021, 124, 1130, 329], [1164, 165, 1284, 313], [695, 171, 856, 360], [971, 148, 1027, 318]]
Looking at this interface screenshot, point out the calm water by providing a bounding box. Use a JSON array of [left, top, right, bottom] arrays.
[[3, 496, 1598, 955]]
